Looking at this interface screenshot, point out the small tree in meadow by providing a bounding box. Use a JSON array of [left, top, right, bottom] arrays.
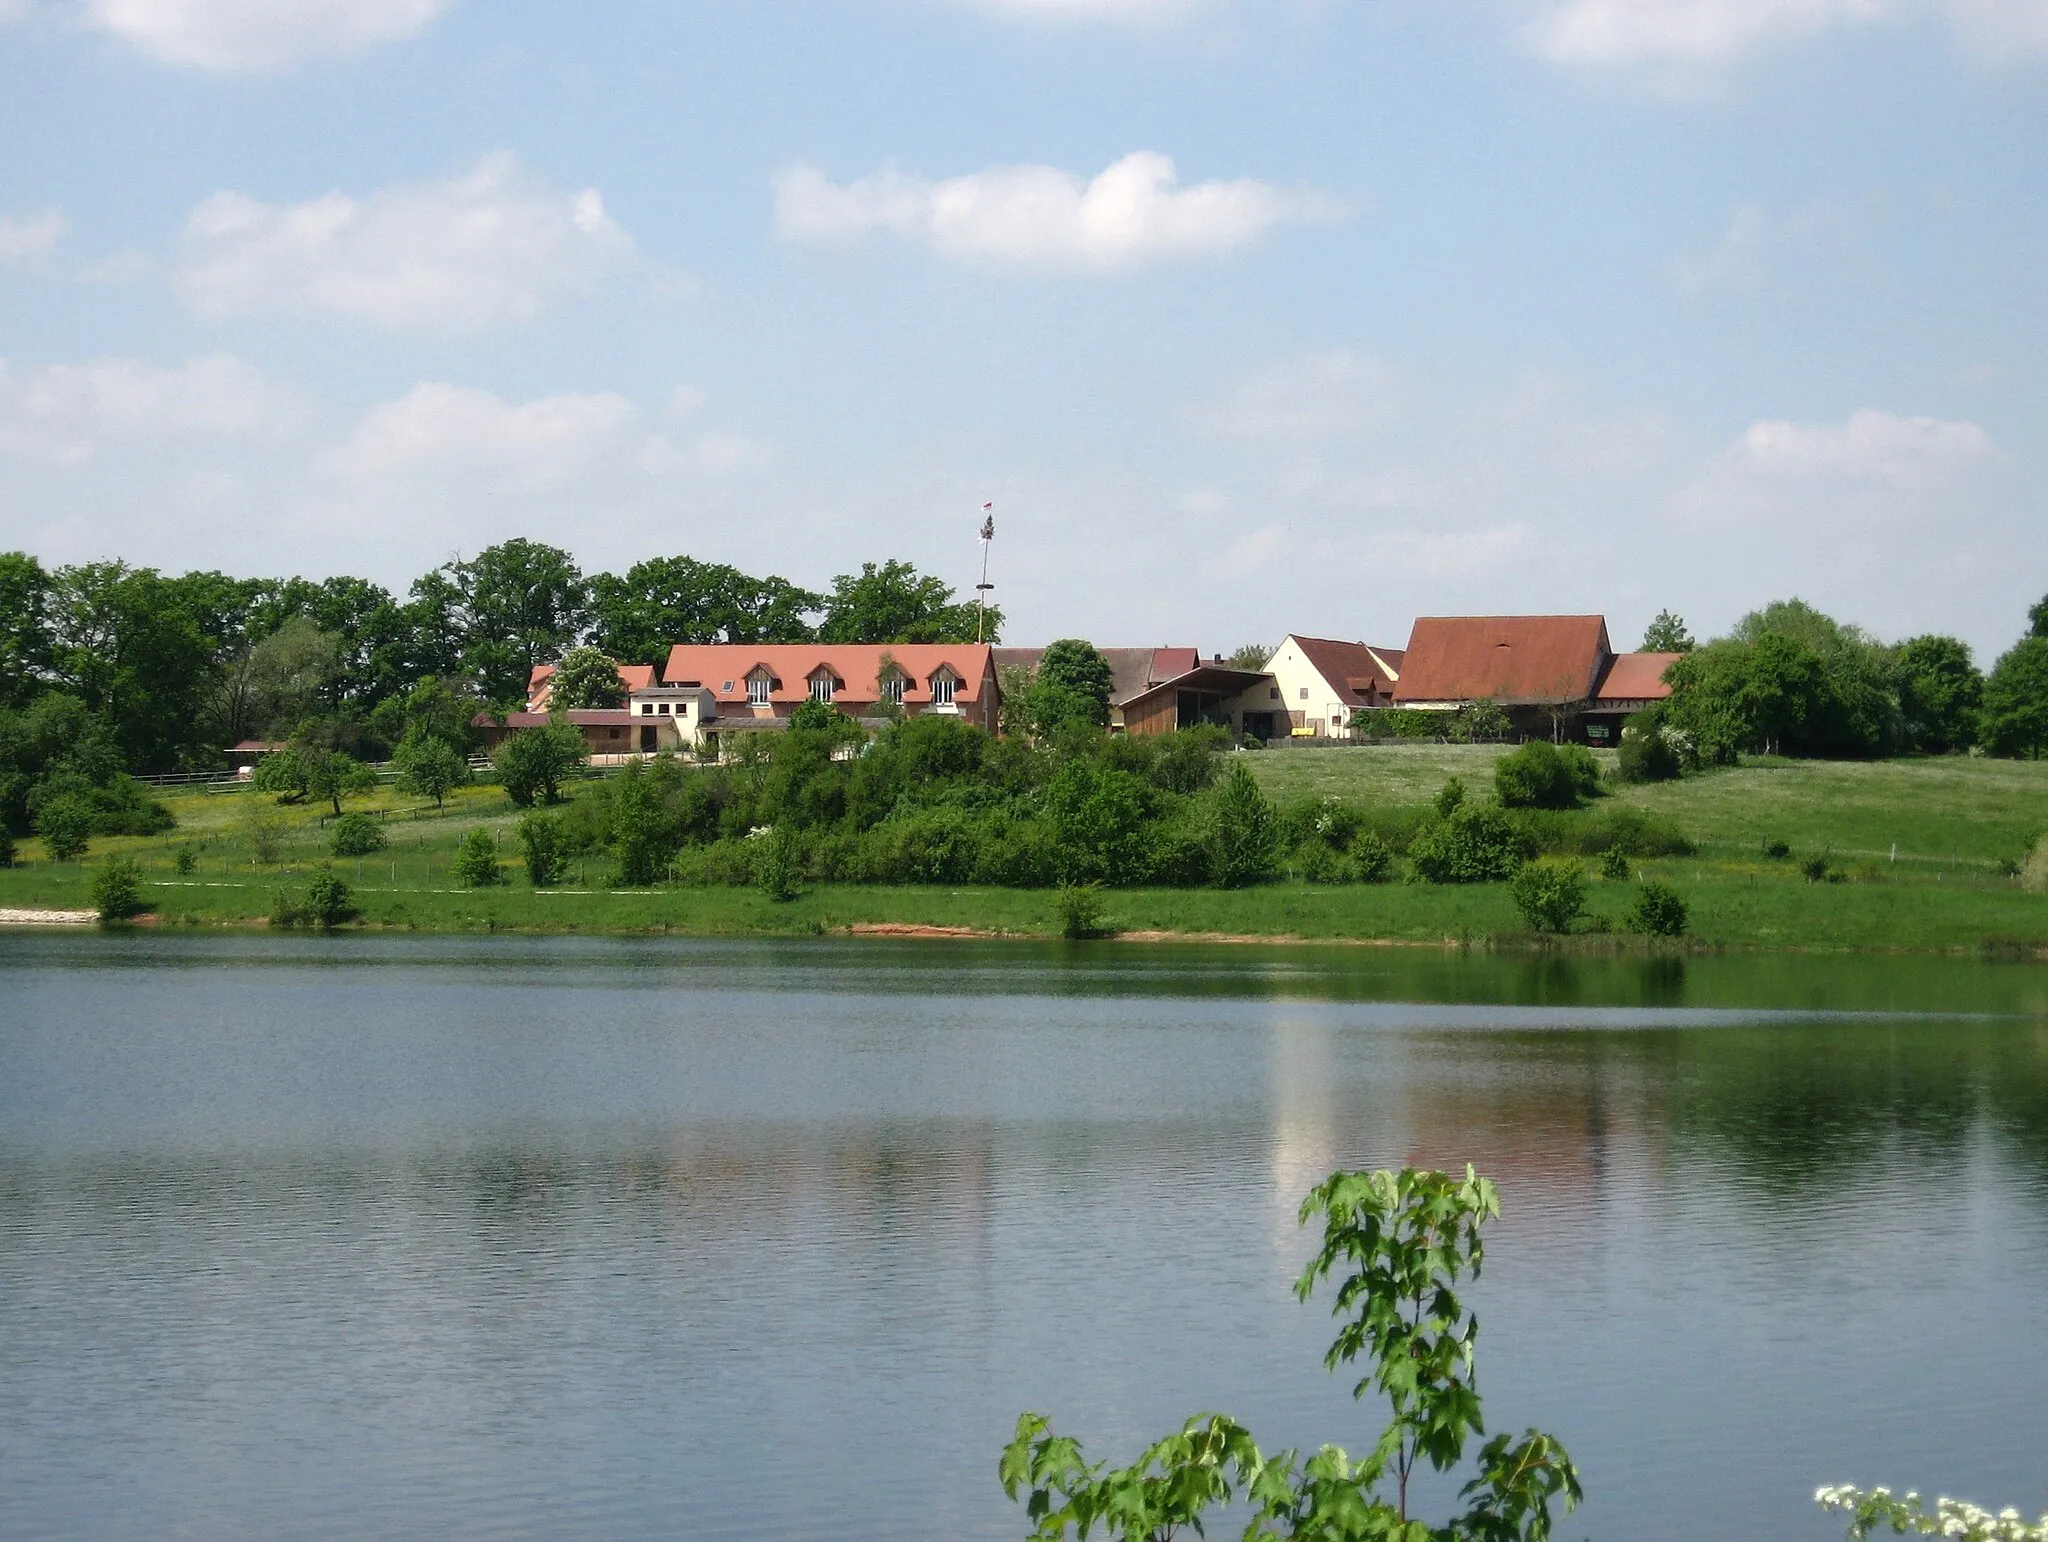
[[1510, 859, 1587, 933], [495, 718, 587, 807], [329, 813, 386, 857], [1627, 879, 1689, 937], [1209, 762, 1278, 888], [34, 796, 91, 861], [393, 731, 469, 808], [297, 744, 377, 818], [453, 827, 502, 887]]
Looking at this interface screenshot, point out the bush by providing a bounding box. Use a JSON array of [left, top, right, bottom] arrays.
[[171, 842, 199, 875], [34, 796, 91, 860], [1209, 763, 1278, 888], [1055, 883, 1108, 939], [1617, 714, 1683, 783], [1434, 777, 1466, 817], [519, 811, 569, 887], [757, 824, 799, 902], [1408, 805, 1535, 884], [303, 866, 359, 929], [1626, 880, 1689, 937], [269, 889, 305, 929], [1802, 853, 1832, 884], [1351, 829, 1396, 883], [453, 827, 502, 887], [1509, 859, 1587, 933], [393, 731, 469, 808], [92, 855, 148, 922], [1494, 741, 1594, 810], [1764, 838, 1790, 859], [1600, 845, 1631, 880], [328, 813, 386, 857]]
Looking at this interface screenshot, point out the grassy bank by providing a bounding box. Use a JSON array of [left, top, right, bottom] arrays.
[[0, 748, 2042, 953]]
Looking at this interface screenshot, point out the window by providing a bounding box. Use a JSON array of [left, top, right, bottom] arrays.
[[607, 728, 622, 740], [880, 673, 905, 705], [1299, 687, 1309, 701], [748, 675, 772, 706], [641, 703, 654, 715], [1268, 687, 1280, 700], [929, 673, 956, 706], [810, 675, 837, 703], [658, 703, 671, 715]]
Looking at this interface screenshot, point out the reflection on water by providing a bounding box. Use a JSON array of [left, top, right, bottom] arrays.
[[2, 935, 2046, 1540]]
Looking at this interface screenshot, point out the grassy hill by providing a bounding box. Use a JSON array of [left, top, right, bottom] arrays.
[[0, 748, 2042, 952]]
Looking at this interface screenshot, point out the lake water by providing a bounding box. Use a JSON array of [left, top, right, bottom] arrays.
[[3, 935, 2046, 1540]]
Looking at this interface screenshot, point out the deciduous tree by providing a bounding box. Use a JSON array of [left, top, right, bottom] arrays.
[[818, 559, 996, 644]]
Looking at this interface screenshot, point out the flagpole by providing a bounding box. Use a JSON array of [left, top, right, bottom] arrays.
[[975, 503, 995, 643]]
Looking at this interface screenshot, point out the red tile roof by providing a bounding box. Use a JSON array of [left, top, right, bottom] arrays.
[[1594, 652, 1681, 703], [1393, 616, 1613, 706], [1288, 636, 1407, 708], [659, 643, 994, 707]]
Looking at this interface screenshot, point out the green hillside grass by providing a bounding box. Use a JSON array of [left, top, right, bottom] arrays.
[[0, 749, 2042, 953]]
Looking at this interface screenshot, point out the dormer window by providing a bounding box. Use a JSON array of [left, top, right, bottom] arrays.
[[809, 673, 838, 704], [880, 673, 906, 705], [928, 671, 957, 706], [747, 671, 773, 707]]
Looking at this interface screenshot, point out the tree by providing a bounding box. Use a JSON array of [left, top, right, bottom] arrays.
[[494, 718, 587, 806], [329, 813, 386, 856], [1227, 642, 1274, 671], [2031, 593, 2048, 639], [453, 826, 502, 887], [588, 556, 821, 662], [47, 562, 219, 772], [393, 731, 469, 808], [447, 539, 591, 706], [1626, 880, 1689, 936], [236, 616, 342, 741], [1641, 610, 1695, 653], [296, 744, 376, 816], [1981, 636, 2048, 758], [0, 552, 53, 709], [1210, 761, 1278, 888], [818, 559, 997, 644], [1818, 1485, 2048, 1542], [1033, 640, 1115, 732], [550, 646, 626, 710], [34, 796, 92, 860], [366, 676, 478, 758], [1895, 635, 1982, 754], [1001, 1167, 1582, 1542]]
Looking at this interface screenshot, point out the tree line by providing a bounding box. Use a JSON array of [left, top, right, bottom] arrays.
[[1628, 596, 2048, 768], [0, 539, 999, 846]]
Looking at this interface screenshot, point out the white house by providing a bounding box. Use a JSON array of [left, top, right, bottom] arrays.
[[1260, 636, 1407, 739]]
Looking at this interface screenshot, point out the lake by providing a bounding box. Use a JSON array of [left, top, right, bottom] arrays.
[[3, 934, 2045, 1539]]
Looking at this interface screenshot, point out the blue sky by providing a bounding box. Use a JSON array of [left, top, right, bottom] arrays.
[[1, 0, 2044, 658]]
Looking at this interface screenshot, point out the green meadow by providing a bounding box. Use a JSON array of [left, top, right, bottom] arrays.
[[0, 745, 2042, 953]]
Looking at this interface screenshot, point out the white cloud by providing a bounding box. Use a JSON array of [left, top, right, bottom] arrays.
[[0, 353, 304, 464], [319, 383, 641, 490], [178, 153, 637, 333], [0, 210, 67, 269], [79, 0, 450, 72], [1520, 0, 2048, 80], [1198, 350, 1404, 441], [774, 151, 1339, 272], [1714, 407, 1998, 483]]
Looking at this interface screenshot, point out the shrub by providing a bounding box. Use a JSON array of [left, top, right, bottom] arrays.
[[1351, 829, 1396, 883], [269, 889, 305, 929], [1408, 805, 1534, 884], [329, 813, 386, 857], [1152, 727, 1226, 794], [92, 855, 148, 922], [171, 843, 199, 875], [452, 827, 502, 887], [1494, 741, 1589, 810], [1802, 853, 1832, 884], [519, 811, 569, 887], [1617, 714, 1683, 783], [1434, 777, 1466, 817], [1510, 859, 1587, 933], [1209, 763, 1278, 888], [1764, 838, 1790, 859], [1055, 883, 1108, 939], [247, 813, 286, 865], [303, 866, 359, 930], [1626, 880, 1689, 937], [35, 796, 91, 860], [757, 824, 799, 902], [1600, 845, 1631, 880]]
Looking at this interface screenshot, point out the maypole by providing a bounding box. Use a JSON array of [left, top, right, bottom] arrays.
[[975, 502, 995, 643]]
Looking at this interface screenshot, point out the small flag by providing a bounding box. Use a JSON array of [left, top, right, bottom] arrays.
[[979, 505, 994, 542]]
